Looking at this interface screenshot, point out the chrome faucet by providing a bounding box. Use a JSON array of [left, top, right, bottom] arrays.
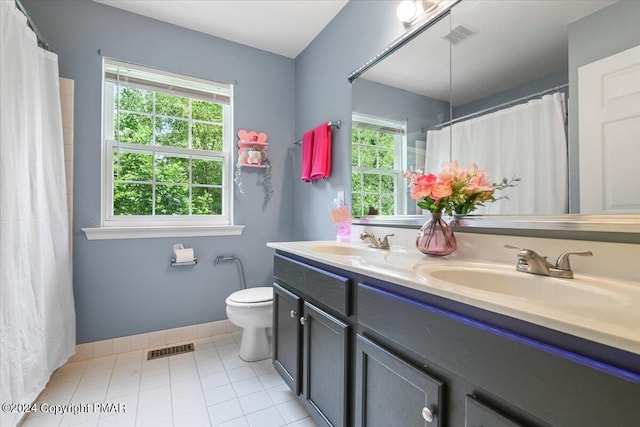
[[360, 231, 394, 249], [505, 245, 593, 279]]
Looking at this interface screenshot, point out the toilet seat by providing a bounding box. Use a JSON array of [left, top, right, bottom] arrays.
[[226, 287, 273, 308]]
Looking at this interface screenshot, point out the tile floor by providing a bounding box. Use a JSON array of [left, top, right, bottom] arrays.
[[21, 332, 318, 427]]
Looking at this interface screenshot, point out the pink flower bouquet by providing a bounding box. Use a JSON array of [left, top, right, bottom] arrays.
[[403, 161, 519, 215]]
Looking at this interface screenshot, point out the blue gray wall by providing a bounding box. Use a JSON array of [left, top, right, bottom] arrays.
[[567, 0, 640, 213], [24, 0, 295, 343], [293, 1, 407, 240]]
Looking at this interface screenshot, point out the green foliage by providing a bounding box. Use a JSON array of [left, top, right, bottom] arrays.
[[193, 158, 222, 185], [362, 173, 379, 192], [155, 93, 189, 118], [380, 195, 395, 215], [117, 87, 153, 113], [380, 175, 394, 192], [117, 112, 152, 144], [192, 187, 222, 215], [351, 193, 363, 217], [193, 122, 223, 151], [193, 100, 222, 122], [155, 185, 189, 215], [155, 117, 188, 148], [156, 156, 190, 183], [378, 148, 395, 168], [114, 150, 153, 181], [351, 172, 362, 193], [113, 182, 152, 215], [111, 84, 225, 216]]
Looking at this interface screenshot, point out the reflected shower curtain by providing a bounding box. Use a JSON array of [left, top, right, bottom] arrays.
[[425, 93, 568, 214], [1, 3, 75, 426]]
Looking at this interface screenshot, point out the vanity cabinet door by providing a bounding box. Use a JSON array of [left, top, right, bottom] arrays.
[[273, 283, 302, 395], [465, 395, 525, 427], [355, 335, 443, 427], [302, 301, 349, 427]]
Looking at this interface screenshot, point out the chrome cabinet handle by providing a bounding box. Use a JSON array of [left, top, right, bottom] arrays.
[[289, 310, 296, 319], [422, 406, 434, 423], [299, 317, 306, 326]]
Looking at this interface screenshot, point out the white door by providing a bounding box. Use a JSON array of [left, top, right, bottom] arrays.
[[579, 44, 640, 214]]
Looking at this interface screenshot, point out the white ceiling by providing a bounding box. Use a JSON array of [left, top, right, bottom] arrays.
[[92, 0, 349, 58]]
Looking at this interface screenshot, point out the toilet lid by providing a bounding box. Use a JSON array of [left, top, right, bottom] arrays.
[[228, 287, 273, 304]]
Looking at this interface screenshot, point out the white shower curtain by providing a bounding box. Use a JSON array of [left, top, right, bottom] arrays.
[[1, 3, 75, 426], [425, 93, 568, 214]]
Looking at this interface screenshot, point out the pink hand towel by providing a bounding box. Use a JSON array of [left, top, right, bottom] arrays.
[[310, 123, 331, 180], [300, 129, 315, 182]]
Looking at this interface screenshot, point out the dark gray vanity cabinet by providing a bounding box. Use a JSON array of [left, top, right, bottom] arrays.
[[272, 253, 640, 427], [273, 254, 354, 427], [357, 281, 640, 427], [355, 334, 444, 427]]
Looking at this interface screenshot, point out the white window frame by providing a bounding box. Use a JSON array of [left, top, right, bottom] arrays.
[[351, 113, 407, 216], [83, 59, 242, 240]]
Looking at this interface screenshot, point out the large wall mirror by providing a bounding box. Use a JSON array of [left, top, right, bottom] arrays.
[[349, 0, 640, 239]]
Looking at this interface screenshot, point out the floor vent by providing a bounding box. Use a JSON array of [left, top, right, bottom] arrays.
[[147, 343, 194, 360]]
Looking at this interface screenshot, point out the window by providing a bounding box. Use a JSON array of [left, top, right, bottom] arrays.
[[351, 114, 406, 217], [102, 59, 233, 228]]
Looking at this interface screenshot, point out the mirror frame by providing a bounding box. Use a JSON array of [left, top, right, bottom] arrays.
[[347, 0, 640, 244]]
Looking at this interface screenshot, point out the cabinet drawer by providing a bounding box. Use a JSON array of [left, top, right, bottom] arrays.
[[274, 254, 351, 316]]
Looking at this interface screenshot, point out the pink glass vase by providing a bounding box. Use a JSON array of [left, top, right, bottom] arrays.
[[416, 211, 457, 256]]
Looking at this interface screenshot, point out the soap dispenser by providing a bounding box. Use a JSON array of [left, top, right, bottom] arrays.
[[329, 195, 351, 242]]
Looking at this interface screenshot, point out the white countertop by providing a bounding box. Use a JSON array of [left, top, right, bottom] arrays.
[[267, 240, 640, 356]]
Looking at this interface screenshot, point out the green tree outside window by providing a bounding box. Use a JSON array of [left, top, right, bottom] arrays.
[[111, 86, 225, 216]]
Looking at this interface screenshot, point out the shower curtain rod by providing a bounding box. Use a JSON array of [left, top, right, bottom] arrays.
[[427, 83, 569, 131], [15, 0, 51, 51]]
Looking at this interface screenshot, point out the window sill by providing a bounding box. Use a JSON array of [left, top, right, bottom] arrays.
[[82, 225, 245, 240]]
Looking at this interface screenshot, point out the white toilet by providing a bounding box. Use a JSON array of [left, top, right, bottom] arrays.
[[225, 286, 273, 362]]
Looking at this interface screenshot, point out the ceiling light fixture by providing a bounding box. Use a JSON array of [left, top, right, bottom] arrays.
[[396, 0, 440, 28]]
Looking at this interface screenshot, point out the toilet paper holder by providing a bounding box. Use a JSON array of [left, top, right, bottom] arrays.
[[171, 243, 198, 267], [170, 257, 198, 267]]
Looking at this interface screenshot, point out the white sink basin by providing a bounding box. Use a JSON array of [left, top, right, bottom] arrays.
[[419, 266, 628, 307], [308, 243, 379, 257]]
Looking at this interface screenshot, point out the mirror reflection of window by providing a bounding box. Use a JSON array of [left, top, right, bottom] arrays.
[[351, 113, 406, 218]]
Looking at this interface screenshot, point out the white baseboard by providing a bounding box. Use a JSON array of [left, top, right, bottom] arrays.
[[69, 319, 241, 362]]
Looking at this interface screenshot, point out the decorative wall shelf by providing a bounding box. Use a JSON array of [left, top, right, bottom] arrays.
[[237, 130, 268, 167], [235, 130, 273, 209]]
